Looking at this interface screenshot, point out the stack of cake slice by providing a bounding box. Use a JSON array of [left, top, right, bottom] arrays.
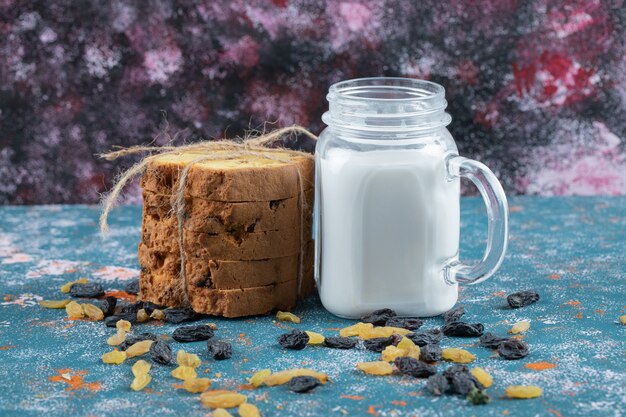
[[137, 150, 315, 317]]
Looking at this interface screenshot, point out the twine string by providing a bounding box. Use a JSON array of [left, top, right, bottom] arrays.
[[99, 125, 317, 307]]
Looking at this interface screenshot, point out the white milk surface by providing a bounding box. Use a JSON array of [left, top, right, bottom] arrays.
[[318, 144, 460, 318]]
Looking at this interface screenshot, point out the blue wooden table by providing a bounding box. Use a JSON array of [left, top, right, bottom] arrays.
[[0, 197, 625, 417]]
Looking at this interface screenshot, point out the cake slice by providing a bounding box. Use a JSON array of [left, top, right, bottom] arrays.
[[142, 189, 313, 235], [140, 149, 314, 201]]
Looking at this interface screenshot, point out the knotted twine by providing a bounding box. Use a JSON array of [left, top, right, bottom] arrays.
[[99, 125, 318, 307]]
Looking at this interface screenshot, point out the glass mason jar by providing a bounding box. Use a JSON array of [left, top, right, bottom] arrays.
[[314, 77, 508, 318]]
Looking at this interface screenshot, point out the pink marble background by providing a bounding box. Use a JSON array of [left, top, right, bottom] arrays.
[[1, 0, 625, 204]]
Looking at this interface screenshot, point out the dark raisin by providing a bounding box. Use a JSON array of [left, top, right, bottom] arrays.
[[443, 305, 465, 323], [497, 339, 529, 360], [124, 280, 140, 295], [99, 296, 117, 317], [443, 364, 469, 380], [323, 336, 357, 349], [149, 340, 173, 365], [278, 329, 309, 350], [363, 336, 396, 352], [479, 332, 510, 349], [142, 301, 162, 316], [69, 283, 104, 298], [172, 325, 214, 343], [450, 372, 478, 396], [420, 344, 442, 362], [443, 364, 482, 390], [360, 308, 397, 326], [120, 301, 143, 314], [394, 357, 436, 378], [207, 340, 232, 360], [288, 376, 321, 393], [119, 333, 159, 350], [507, 290, 540, 308], [407, 329, 444, 346], [426, 374, 449, 396], [385, 317, 423, 330], [164, 307, 200, 324], [104, 312, 137, 327], [467, 388, 491, 405], [442, 322, 484, 337]]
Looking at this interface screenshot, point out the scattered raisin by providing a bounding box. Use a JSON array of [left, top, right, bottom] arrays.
[[381, 345, 408, 362], [467, 388, 491, 405], [443, 364, 469, 379], [124, 280, 140, 295], [443, 305, 465, 323], [125, 340, 153, 358], [248, 369, 271, 387], [200, 391, 247, 408], [479, 332, 510, 349], [69, 282, 104, 298], [509, 321, 531, 334], [363, 336, 396, 352], [164, 307, 200, 324], [497, 339, 529, 360], [120, 301, 143, 314], [407, 329, 444, 346], [116, 319, 132, 332], [173, 325, 214, 343], [39, 299, 71, 309], [136, 309, 150, 322], [130, 373, 152, 391], [394, 357, 436, 378], [65, 301, 84, 319], [278, 329, 309, 350], [304, 331, 325, 345], [142, 301, 162, 316], [99, 296, 117, 317], [442, 322, 484, 337], [177, 350, 201, 368], [119, 333, 158, 350], [505, 385, 543, 399], [339, 322, 373, 337], [276, 311, 301, 323], [360, 326, 411, 339], [385, 317, 423, 330], [507, 290, 540, 308], [356, 361, 394, 376], [150, 309, 165, 320], [60, 278, 88, 293], [288, 375, 321, 393], [361, 308, 397, 326], [105, 313, 137, 327], [420, 344, 442, 362], [132, 359, 151, 376], [238, 403, 261, 417], [470, 367, 493, 388], [101, 349, 126, 364], [207, 341, 232, 360], [172, 365, 197, 380], [450, 372, 478, 396], [149, 340, 173, 365], [323, 336, 357, 349], [183, 377, 211, 393], [426, 374, 449, 396], [264, 369, 328, 386], [82, 303, 104, 321], [441, 348, 476, 364]]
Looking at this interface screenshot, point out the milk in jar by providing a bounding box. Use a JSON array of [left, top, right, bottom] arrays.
[[314, 77, 509, 319]]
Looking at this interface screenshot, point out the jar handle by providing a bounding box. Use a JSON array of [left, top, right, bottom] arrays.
[[444, 156, 509, 285]]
